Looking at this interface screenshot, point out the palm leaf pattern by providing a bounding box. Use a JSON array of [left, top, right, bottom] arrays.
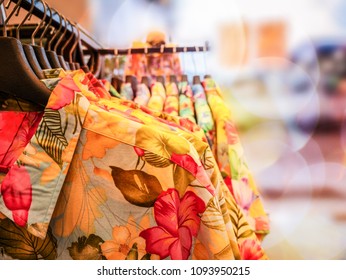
[[35, 109, 68, 167], [226, 196, 254, 240]]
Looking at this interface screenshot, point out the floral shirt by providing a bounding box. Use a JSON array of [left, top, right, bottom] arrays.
[[147, 82, 166, 112], [120, 82, 134, 100], [202, 78, 270, 240], [0, 71, 268, 260], [134, 83, 151, 106], [192, 83, 214, 133], [179, 81, 196, 124], [163, 82, 179, 116]]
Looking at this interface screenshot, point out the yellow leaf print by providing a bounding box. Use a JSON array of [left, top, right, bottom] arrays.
[[135, 127, 190, 158]]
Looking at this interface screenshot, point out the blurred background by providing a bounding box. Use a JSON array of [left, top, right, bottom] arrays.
[[10, 0, 346, 259]]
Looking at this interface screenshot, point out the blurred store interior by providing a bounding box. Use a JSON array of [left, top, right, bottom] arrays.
[[6, 0, 346, 259]]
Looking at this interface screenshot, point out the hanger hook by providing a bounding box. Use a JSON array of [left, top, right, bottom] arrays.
[[203, 42, 209, 76], [3, 0, 23, 37], [61, 20, 74, 56], [31, 0, 47, 45], [5, 0, 11, 9], [54, 14, 67, 53], [192, 47, 197, 76], [47, 7, 62, 50], [39, 4, 53, 47], [69, 22, 79, 63], [16, 0, 35, 40]]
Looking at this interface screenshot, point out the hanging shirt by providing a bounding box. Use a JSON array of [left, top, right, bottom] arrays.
[[178, 81, 196, 124], [192, 83, 214, 133], [163, 82, 179, 116], [134, 83, 151, 106], [101, 79, 122, 99], [203, 78, 270, 240], [120, 82, 134, 100], [147, 82, 166, 112], [0, 71, 267, 260]]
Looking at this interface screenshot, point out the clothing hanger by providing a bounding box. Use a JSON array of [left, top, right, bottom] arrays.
[[31, 0, 52, 70], [202, 44, 212, 79], [157, 75, 165, 85], [38, 2, 52, 48], [192, 46, 201, 85], [38, 6, 67, 70], [59, 18, 74, 71], [45, 7, 64, 69], [141, 76, 150, 88], [169, 74, 177, 84], [125, 74, 138, 93], [0, 0, 51, 108], [181, 74, 188, 82], [15, 0, 45, 79], [46, 8, 70, 70], [91, 51, 103, 77], [193, 75, 201, 85], [71, 23, 81, 70], [67, 21, 80, 70], [110, 52, 123, 91]]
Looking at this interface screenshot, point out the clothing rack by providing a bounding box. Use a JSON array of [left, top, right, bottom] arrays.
[[6, 0, 103, 51], [3, 1, 210, 56], [98, 42, 210, 56]]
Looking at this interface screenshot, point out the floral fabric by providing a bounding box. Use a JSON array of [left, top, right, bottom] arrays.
[[101, 79, 122, 99], [163, 82, 179, 116], [134, 83, 151, 106], [178, 81, 196, 124], [192, 83, 214, 133], [120, 82, 134, 100], [147, 82, 166, 112], [0, 71, 267, 260], [202, 78, 270, 239]]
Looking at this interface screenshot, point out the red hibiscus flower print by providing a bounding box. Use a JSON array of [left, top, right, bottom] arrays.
[[239, 239, 265, 260], [1, 165, 32, 226], [140, 189, 205, 260]]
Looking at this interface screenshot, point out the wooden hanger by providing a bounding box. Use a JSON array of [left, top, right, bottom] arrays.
[[193, 75, 201, 85], [45, 9, 64, 69], [31, 0, 52, 70], [67, 21, 80, 70], [15, 0, 45, 79], [0, 0, 51, 108], [59, 19, 76, 71], [169, 74, 177, 84], [141, 75, 150, 88]]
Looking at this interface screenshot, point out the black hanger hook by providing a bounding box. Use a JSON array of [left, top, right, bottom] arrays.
[[31, 0, 47, 45]]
